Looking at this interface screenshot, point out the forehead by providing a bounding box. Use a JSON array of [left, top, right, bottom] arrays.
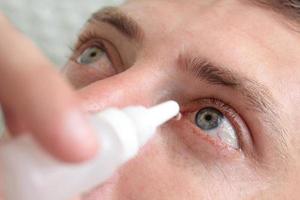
[[122, 0, 300, 73], [119, 0, 300, 74], [114, 0, 300, 129], [120, 0, 293, 42]]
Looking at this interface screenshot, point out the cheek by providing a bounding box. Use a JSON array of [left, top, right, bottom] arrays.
[[111, 125, 266, 200], [109, 133, 206, 199], [83, 123, 263, 200], [85, 127, 209, 200]]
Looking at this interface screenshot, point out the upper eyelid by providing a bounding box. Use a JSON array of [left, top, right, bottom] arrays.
[[68, 31, 102, 61], [74, 30, 105, 52], [69, 30, 111, 60]]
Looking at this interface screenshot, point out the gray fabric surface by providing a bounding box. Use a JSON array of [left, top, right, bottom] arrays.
[[0, 0, 124, 134]]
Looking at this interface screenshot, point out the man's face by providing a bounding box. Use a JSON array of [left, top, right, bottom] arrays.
[[64, 0, 300, 199]]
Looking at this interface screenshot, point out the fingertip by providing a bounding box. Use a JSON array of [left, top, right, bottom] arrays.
[[33, 110, 99, 163], [55, 135, 99, 163], [55, 130, 99, 163]]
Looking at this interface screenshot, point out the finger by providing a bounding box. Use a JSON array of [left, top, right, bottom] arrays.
[[1, 105, 28, 137], [0, 15, 98, 162]]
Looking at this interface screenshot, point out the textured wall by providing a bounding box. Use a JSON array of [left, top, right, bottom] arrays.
[[0, 0, 124, 134], [0, 0, 124, 66]]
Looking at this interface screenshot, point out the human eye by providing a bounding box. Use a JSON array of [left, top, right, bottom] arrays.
[[77, 46, 107, 65], [64, 31, 123, 88], [195, 107, 238, 149], [179, 98, 251, 154]]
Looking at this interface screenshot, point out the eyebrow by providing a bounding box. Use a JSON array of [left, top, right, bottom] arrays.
[[181, 56, 289, 148], [182, 56, 275, 114], [89, 6, 144, 41]]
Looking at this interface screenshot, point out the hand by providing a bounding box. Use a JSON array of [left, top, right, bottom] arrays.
[[0, 13, 98, 162]]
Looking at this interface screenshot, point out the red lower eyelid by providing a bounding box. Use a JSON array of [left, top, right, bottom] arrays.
[[170, 118, 241, 158], [177, 110, 242, 151]]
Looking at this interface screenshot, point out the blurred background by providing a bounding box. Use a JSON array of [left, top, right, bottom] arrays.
[[0, 0, 124, 134]]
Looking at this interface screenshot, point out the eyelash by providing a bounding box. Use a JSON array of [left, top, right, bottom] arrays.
[[76, 30, 104, 50]]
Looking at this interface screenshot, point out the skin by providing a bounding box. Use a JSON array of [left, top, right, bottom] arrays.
[[0, 0, 299, 199], [64, 0, 300, 199], [0, 14, 97, 162]]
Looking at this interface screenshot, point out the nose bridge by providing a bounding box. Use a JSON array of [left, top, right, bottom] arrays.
[[78, 64, 169, 113], [78, 23, 190, 113]]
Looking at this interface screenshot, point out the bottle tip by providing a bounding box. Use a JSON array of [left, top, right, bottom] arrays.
[[123, 101, 180, 148], [148, 100, 180, 126]]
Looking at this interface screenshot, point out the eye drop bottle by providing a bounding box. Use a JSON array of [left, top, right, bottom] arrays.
[[0, 101, 179, 200]]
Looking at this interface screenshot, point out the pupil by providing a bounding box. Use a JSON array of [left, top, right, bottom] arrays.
[[90, 52, 97, 57], [205, 114, 212, 121]]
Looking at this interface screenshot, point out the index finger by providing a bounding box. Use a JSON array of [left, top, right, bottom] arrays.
[[0, 15, 98, 162]]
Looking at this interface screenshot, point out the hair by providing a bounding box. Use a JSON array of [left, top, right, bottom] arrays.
[[255, 0, 300, 24]]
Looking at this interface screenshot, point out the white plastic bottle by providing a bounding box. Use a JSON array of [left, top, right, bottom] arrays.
[[0, 101, 179, 200]]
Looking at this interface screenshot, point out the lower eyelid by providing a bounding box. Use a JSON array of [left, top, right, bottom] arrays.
[[65, 53, 117, 89], [169, 117, 241, 160]]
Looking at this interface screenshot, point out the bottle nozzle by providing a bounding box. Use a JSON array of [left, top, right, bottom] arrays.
[[147, 100, 180, 127], [122, 100, 180, 147]]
